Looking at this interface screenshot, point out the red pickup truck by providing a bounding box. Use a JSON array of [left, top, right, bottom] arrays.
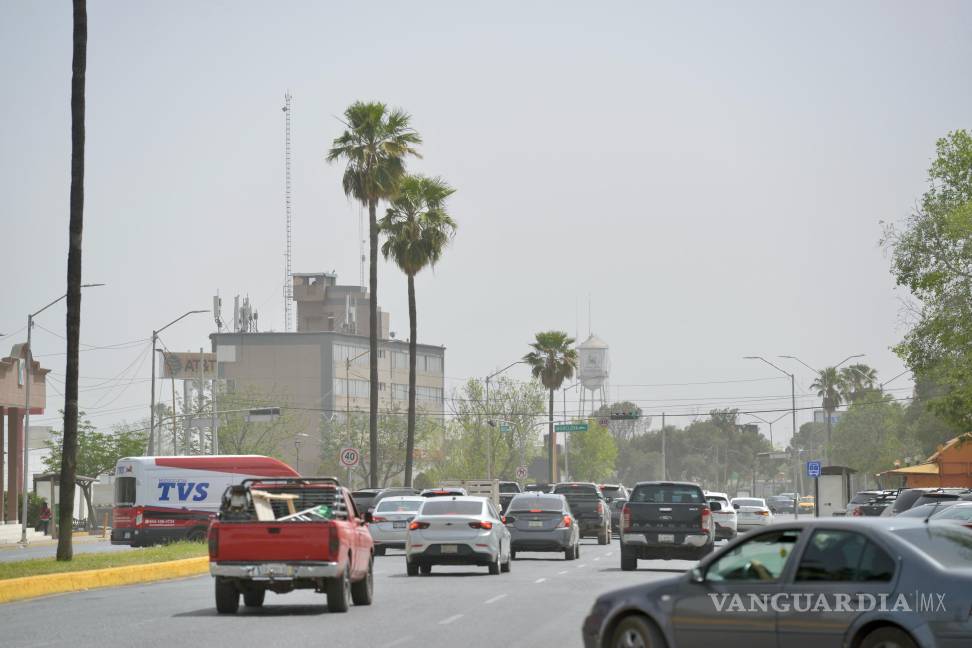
[[207, 477, 374, 613]]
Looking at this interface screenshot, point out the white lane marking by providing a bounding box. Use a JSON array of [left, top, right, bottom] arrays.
[[381, 638, 411, 648], [605, 552, 613, 557], [534, 578, 547, 583], [558, 570, 568, 575], [439, 614, 464, 625], [485, 594, 507, 604], [577, 564, 587, 568], [593, 557, 601, 561]]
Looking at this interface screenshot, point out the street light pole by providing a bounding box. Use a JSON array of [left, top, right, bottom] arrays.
[[148, 310, 207, 456], [483, 360, 527, 481], [562, 382, 580, 481], [744, 356, 798, 495], [346, 349, 369, 487], [20, 283, 104, 544]]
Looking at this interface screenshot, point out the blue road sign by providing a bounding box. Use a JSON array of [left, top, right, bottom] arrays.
[[807, 461, 822, 478]]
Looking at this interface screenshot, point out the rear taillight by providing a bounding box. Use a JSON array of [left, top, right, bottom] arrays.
[[208, 526, 219, 559], [371, 516, 387, 523], [622, 504, 631, 531], [596, 501, 605, 515], [756, 510, 769, 516], [701, 506, 711, 530], [469, 521, 493, 530], [409, 521, 430, 531], [852, 507, 863, 517], [329, 528, 340, 556], [560, 515, 573, 528]]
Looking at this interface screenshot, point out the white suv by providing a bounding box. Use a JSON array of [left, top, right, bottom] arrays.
[[704, 491, 737, 540]]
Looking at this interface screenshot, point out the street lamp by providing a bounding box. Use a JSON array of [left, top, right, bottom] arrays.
[[20, 283, 105, 544], [345, 348, 369, 486], [562, 381, 581, 481], [880, 369, 910, 393], [744, 356, 799, 494], [148, 310, 208, 456], [744, 411, 789, 450], [483, 360, 528, 480], [294, 433, 311, 474]]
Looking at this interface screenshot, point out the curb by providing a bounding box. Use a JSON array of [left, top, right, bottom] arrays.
[[0, 556, 209, 604]]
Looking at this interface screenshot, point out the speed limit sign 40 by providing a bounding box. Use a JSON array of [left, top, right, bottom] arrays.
[[340, 447, 360, 468]]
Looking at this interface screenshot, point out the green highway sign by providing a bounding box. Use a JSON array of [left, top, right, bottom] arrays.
[[554, 422, 589, 433]]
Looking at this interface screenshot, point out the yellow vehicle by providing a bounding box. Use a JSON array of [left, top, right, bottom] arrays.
[[799, 495, 816, 513]]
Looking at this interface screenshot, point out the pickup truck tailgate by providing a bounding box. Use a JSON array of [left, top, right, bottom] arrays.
[[626, 502, 704, 536], [215, 522, 334, 562]]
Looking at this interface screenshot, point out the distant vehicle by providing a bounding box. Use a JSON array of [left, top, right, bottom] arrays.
[[927, 501, 972, 529], [207, 476, 373, 614], [405, 496, 511, 575], [440, 479, 502, 508], [620, 481, 714, 569], [705, 491, 737, 540], [420, 487, 468, 498], [524, 483, 553, 493], [498, 481, 522, 512], [766, 495, 796, 515], [551, 482, 612, 544], [895, 501, 962, 519], [368, 496, 424, 556], [111, 455, 298, 546], [583, 518, 972, 648], [848, 491, 898, 517], [367, 487, 420, 517], [731, 497, 774, 532], [840, 490, 890, 517], [798, 495, 816, 513], [598, 484, 629, 502], [350, 488, 383, 515], [910, 490, 972, 509], [609, 499, 626, 535], [883, 488, 972, 517], [504, 493, 580, 560]]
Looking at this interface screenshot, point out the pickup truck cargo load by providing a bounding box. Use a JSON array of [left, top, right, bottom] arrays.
[[440, 480, 501, 508], [620, 481, 714, 569], [207, 476, 373, 613]]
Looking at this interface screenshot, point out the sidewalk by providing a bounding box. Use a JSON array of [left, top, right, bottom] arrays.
[[0, 534, 132, 564]]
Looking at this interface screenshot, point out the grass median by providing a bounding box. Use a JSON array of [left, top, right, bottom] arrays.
[[0, 542, 208, 581]]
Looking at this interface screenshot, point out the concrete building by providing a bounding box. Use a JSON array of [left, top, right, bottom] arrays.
[[209, 271, 446, 471]]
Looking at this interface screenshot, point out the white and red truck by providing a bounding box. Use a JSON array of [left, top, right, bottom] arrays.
[[111, 455, 298, 546]]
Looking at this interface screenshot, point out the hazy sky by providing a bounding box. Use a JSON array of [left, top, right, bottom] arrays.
[[2, 1, 970, 446]]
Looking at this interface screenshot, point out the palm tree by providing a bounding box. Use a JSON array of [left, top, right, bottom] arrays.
[[811, 367, 845, 465], [327, 102, 421, 488], [57, 0, 87, 562], [840, 363, 878, 403], [523, 331, 577, 483], [379, 175, 457, 487]]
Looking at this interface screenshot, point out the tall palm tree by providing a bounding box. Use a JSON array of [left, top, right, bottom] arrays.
[[327, 102, 421, 488], [58, 0, 87, 561], [379, 175, 457, 487], [523, 331, 577, 483], [811, 366, 845, 465], [840, 363, 878, 403]]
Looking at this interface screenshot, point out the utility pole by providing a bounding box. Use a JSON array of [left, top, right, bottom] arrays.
[[148, 310, 207, 455], [282, 91, 294, 332], [661, 412, 667, 480]]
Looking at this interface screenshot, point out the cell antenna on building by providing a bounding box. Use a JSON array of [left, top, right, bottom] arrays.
[[282, 91, 294, 332]]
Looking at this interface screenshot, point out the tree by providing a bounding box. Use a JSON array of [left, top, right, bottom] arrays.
[[44, 413, 146, 529], [592, 401, 645, 443], [58, 0, 87, 562], [216, 387, 307, 460], [379, 174, 457, 487], [840, 363, 878, 403], [523, 331, 577, 483], [327, 102, 422, 488], [885, 130, 972, 429], [566, 419, 617, 482], [811, 367, 845, 463]]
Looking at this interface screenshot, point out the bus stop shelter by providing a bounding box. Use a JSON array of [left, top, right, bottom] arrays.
[[32, 472, 97, 539]]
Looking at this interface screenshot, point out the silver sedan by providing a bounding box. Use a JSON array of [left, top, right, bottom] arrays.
[[405, 496, 511, 576], [368, 496, 425, 556]]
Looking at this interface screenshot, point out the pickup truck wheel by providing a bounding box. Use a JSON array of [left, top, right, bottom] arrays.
[[374, 546, 386, 557], [406, 562, 419, 577], [350, 558, 373, 606], [243, 589, 265, 608], [215, 578, 240, 614], [187, 528, 207, 543], [326, 564, 351, 613], [620, 548, 638, 571], [420, 564, 432, 576]]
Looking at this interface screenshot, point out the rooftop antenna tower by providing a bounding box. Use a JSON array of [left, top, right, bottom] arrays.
[[282, 91, 294, 332]]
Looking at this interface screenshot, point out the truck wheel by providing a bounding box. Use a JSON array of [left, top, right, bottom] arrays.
[[620, 547, 637, 571], [215, 578, 239, 614], [374, 546, 386, 557], [326, 564, 351, 613], [350, 558, 373, 606], [243, 589, 265, 608], [406, 562, 419, 577], [420, 564, 432, 576], [187, 528, 207, 543]]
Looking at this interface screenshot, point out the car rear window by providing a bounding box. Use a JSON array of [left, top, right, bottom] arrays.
[[913, 494, 960, 507], [420, 500, 483, 516], [630, 484, 704, 504], [499, 483, 521, 493], [600, 486, 624, 497], [933, 505, 972, 521], [508, 496, 563, 512], [554, 484, 600, 497], [850, 492, 879, 505], [893, 526, 972, 567], [376, 499, 423, 513], [892, 490, 926, 513], [734, 499, 764, 507]]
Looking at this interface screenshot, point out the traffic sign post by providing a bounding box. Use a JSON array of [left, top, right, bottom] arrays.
[[341, 447, 360, 468], [806, 461, 821, 478], [554, 422, 589, 433]]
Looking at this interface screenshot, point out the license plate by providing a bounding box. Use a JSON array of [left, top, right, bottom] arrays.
[[260, 563, 294, 577], [393, 521, 407, 529], [440, 544, 458, 554], [529, 521, 544, 528], [658, 534, 675, 543], [123, 532, 130, 539]]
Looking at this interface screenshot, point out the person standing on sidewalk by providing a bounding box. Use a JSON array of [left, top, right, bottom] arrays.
[[39, 502, 52, 535]]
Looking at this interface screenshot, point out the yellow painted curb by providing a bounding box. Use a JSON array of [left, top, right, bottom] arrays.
[[0, 556, 209, 604]]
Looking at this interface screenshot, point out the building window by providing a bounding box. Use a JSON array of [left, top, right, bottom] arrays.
[[391, 383, 408, 400], [416, 385, 443, 403], [334, 343, 368, 365], [391, 350, 409, 369], [333, 377, 370, 398], [420, 354, 443, 374]]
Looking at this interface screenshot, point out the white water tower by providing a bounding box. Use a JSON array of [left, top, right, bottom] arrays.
[[577, 334, 610, 415]]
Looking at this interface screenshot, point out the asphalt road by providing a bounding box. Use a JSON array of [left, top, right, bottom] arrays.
[[0, 536, 702, 648]]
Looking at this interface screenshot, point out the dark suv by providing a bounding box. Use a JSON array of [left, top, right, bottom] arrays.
[[552, 482, 612, 544]]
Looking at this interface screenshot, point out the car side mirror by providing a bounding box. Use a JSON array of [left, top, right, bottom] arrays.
[[689, 567, 705, 584], [709, 501, 722, 512], [504, 515, 516, 524]]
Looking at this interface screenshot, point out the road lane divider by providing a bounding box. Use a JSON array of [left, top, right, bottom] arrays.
[[0, 556, 209, 605], [439, 614, 464, 625], [484, 594, 507, 604], [558, 570, 568, 575], [534, 578, 546, 583]]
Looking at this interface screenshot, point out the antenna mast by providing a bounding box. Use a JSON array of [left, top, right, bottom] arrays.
[[282, 91, 294, 332]]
